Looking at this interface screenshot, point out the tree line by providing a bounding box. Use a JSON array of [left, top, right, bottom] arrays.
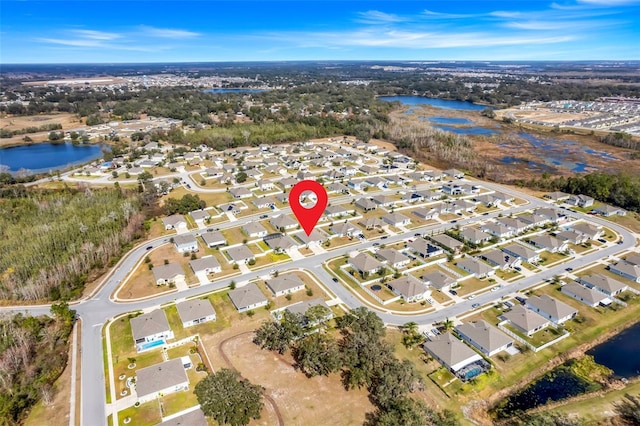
[[0, 186, 145, 301], [0, 304, 75, 425]]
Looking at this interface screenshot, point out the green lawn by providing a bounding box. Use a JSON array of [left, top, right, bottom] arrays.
[[160, 390, 199, 418], [117, 400, 161, 426], [455, 277, 493, 296]]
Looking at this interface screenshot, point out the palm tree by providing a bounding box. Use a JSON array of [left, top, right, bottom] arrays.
[[402, 321, 419, 336], [443, 317, 454, 332]]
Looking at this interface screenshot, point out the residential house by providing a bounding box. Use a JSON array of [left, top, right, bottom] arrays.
[[609, 260, 640, 283], [189, 210, 211, 227], [430, 234, 464, 253], [278, 178, 298, 190], [189, 256, 221, 275], [294, 229, 326, 247], [460, 227, 492, 245], [442, 183, 463, 196], [176, 299, 216, 328], [159, 408, 207, 426], [253, 197, 276, 209], [545, 191, 570, 202], [229, 187, 253, 199], [443, 169, 464, 179], [201, 231, 226, 248], [130, 309, 174, 352], [257, 179, 274, 191], [349, 253, 384, 277], [527, 234, 568, 253], [567, 194, 595, 208], [561, 282, 610, 307], [503, 305, 550, 336], [555, 230, 588, 245], [355, 198, 377, 212], [173, 234, 198, 254], [162, 214, 187, 231], [571, 223, 603, 240], [478, 249, 522, 270], [423, 333, 483, 372], [331, 222, 359, 237], [408, 238, 444, 259], [365, 176, 387, 189], [592, 204, 627, 217], [455, 321, 514, 357], [152, 263, 185, 286], [226, 246, 256, 264], [372, 195, 396, 207], [501, 244, 541, 264], [526, 295, 577, 324], [578, 273, 629, 296], [136, 359, 188, 403], [228, 283, 268, 312], [358, 217, 384, 230], [264, 233, 298, 252], [518, 213, 548, 228], [359, 165, 379, 174], [497, 217, 529, 234], [457, 258, 495, 278], [421, 270, 456, 292], [285, 298, 333, 324], [326, 182, 350, 194], [481, 222, 513, 239], [324, 205, 351, 218], [412, 207, 439, 220], [266, 274, 306, 297], [377, 249, 411, 269], [387, 275, 430, 303], [242, 222, 268, 238], [382, 213, 411, 227], [347, 180, 367, 191], [271, 215, 298, 231], [535, 208, 567, 224]]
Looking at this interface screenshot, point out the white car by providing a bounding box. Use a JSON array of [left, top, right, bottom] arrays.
[[467, 295, 475, 300]]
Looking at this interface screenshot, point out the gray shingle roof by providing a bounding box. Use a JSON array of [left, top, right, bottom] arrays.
[[136, 359, 188, 399], [130, 310, 171, 342], [176, 299, 216, 324], [228, 283, 267, 310], [456, 321, 513, 354]]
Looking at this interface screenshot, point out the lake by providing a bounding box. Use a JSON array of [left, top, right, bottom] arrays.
[[379, 95, 489, 111], [204, 88, 267, 94], [433, 125, 499, 136], [0, 142, 104, 174], [428, 117, 473, 125], [494, 364, 597, 418], [587, 321, 640, 378]]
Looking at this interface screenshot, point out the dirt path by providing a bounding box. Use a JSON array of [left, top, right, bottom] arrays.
[[218, 331, 285, 426]]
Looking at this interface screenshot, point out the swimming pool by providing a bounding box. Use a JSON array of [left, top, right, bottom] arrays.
[[463, 366, 483, 380], [138, 339, 165, 351]]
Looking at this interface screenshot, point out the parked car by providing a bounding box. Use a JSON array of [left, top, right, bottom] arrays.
[[467, 295, 475, 300], [332, 277, 339, 283], [515, 296, 526, 304], [472, 303, 480, 309], [618, 239, 624, 244], [449, 289, 458, 296], [597, 238, 607, 243], [482, 212, 489, 216]]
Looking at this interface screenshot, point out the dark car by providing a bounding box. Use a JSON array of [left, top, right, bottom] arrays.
[[145, 246, 153, 250], [482, 212, 489, 216], [597, 238, 607, 243], [471, 303, 480, 309], [450, 220, 457, 224], [565, 267, 573, 272], [449, 289, 458, 296], [515, 296, 526, 304], [381, 236, 388, 240], [414, 233, 421, 237], [332, 277, 339, 283], [373, 242, 380, 246], [259, 214, 268, 219], [618, 240, 624, 244]]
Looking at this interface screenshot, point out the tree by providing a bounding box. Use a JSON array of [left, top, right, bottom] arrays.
[[293, 333, 342, 377], [365, 397, 456, 426], [235, 172, 248, 183], [369, 358, 421, 409], [195, 369, 264, 426], [253, 311, 305, 354], [614, 393, 640, 426]]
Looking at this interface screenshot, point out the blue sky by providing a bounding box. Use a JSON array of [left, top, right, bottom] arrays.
[[1, 0, 639, 63]]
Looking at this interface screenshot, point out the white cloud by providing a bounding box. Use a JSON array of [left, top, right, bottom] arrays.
[[71, 30, 121, 40], [138, 26, 200, 38], [578, 0, 640, 5], [356, 10, 407, 24], [37, 38, 104, 47]]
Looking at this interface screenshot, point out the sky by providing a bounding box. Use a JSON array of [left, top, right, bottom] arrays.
[[1, 0, 639, 63]]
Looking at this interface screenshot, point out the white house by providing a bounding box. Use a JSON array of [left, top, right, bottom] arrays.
[[176, 299, 216, 328], [136, 359, 189, 403], [265, 274, 306, 297], [173, 234, 198, 253], [526, 295, 577, 325], [455, 321, 514, 357], [130, 309, 174, 352]]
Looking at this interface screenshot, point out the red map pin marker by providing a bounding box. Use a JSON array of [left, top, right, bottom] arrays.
[[289, 180, 328, 236]]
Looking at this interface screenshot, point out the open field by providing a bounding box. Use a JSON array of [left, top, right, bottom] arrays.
[[0, 113, 84, 146], [219, 332, 375, 425]]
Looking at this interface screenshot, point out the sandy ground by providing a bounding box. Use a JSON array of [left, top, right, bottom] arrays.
[[495, 108, 592, 124]]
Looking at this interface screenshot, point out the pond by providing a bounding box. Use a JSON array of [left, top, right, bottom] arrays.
[[587, 320, 640, 379], [204, 88, 268, 94], [378, 95, 490, 111], [0, 142, 105, 174], [494, 364, 598, 418]]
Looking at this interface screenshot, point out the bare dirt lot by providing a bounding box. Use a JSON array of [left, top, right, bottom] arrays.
[[216, 332, 374, 426]]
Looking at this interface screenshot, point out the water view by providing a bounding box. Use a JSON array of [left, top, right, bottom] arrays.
[[433, 125, 499, 136], [428, 117, 473, 125], [379, 95, 489, 111], [0, 143, 104, 174], [587, 321, 640, 378], [204, 88, 267, 94]]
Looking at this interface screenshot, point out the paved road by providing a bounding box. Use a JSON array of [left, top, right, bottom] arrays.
[[3, 176, 637, 426]]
